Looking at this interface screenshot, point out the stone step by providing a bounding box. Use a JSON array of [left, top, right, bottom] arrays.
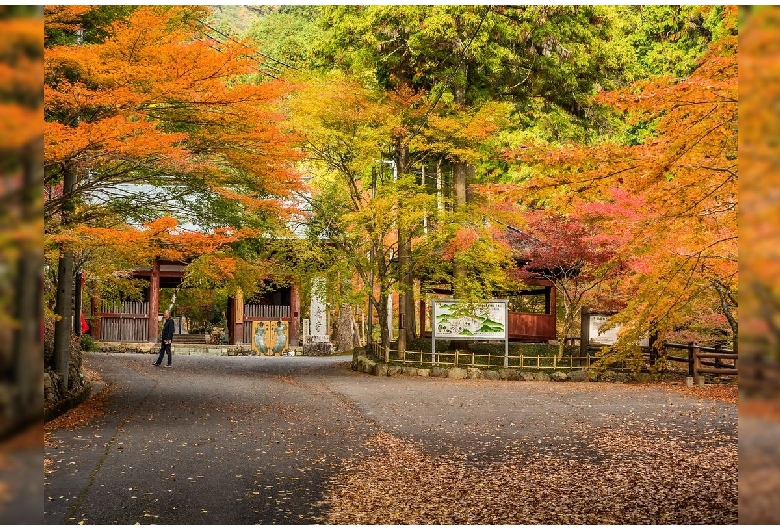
[[172, 334, 210, 344]]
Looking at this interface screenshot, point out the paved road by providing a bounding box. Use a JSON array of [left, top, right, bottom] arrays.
[[44, 352, 738, 524]]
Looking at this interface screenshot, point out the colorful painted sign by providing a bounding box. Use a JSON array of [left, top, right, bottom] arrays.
[[433, 300, 508, 340], [250, 320, 289, 355]]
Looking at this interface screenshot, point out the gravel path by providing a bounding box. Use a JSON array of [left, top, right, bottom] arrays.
[[44, 352, 738, 524]]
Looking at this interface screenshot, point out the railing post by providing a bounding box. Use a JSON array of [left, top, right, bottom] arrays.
[[688, 342, 695, 377], [580, 306, 590, 367], [692, 342, 702, 386]]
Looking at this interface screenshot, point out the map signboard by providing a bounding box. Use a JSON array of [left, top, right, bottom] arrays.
[[432, 300, 508, 340]]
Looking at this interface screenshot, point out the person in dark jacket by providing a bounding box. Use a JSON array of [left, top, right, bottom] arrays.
[[153, 310, 175, 367]]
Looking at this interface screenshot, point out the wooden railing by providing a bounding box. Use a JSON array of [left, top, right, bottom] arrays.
[[100, 300, 149, 316], [367, 343, 595, 370], [365, 341, 738, 382], [243, 304, 290, 319], [662, 342, 737, 384]]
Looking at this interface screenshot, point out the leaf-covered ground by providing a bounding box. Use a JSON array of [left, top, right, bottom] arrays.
[[320, 375, 738, 525], [739, 398, 780, 525], [319, 426, 736, 525], [44, 354, 739, 525]]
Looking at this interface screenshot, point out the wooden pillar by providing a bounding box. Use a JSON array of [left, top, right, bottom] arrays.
[[74, 270, 83, 336], [692, 343, 702, 386], [148, 260, 160, 342], [419, 299, 426, 339], [688, 341, 695, 378], [289, 283, 301, 347], [90, 290, 101, 340], [228, 289, 244, 345], [579, 306, 589, 365]]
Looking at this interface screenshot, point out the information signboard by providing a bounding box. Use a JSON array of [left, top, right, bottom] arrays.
[[433, 300, 508, 339], [432, 299, 509, 367], [588, 314, 650, 348]]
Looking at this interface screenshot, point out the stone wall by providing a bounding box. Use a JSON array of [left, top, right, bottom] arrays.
[[352, 354, 613, 382], [44, 334, 87, 414]]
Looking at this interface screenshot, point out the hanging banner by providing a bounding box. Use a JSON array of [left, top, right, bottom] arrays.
[[432, 300, 508, 340]]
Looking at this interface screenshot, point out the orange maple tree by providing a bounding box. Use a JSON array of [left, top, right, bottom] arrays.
[[44, 5, 303, 224], [44, 5, 305, 283], [478, 6, 738, 350], [44, 6, 304, 387]]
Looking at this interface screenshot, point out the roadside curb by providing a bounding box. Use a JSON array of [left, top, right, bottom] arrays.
[[43, 381, 99, 423]]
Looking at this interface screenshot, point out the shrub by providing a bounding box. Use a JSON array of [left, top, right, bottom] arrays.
[[80, 334, 98, 352]]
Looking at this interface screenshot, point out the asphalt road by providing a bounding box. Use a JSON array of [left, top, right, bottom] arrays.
[[44, 351, 738, 524]]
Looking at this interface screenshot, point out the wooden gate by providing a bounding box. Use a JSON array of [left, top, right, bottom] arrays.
[[99, 301, 150, 342]]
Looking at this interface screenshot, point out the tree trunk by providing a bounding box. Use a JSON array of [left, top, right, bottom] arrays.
[[53, 249, 74, 390], [53, 163, 78, 391], [13, 137, 43, 420], [453, 161, 468, 210], [378, 291, 390, 355], [396, 142, 417, 352], [451, 67, 470, 302]]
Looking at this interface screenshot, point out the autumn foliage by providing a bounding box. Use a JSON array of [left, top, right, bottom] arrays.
[[44, 6, 303, 221], [479, 6, 738, 349], [44, 6, 305, 298]]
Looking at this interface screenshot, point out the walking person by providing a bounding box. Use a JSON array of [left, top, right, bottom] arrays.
[[153, 310, 175, 367]]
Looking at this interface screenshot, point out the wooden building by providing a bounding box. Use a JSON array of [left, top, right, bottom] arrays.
[[91, 259, 301, 346]]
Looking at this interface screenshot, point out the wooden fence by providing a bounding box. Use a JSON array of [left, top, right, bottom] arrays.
[[366, 341, 738, 381], [507, 312, 556, 342], [100, 316, 149, 342], [662, 342, 737, 384], [99, 300, 150, 342], [368, 343, 596, 370]]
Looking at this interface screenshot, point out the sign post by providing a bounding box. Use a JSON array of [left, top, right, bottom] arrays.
[[432, 300, 509, 367]]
